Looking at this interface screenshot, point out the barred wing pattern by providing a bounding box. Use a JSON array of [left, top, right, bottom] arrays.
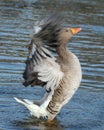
[[23, 14, 64, 91]]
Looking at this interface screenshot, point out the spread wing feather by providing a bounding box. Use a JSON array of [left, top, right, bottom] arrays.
[[23, 14, 64, 91]]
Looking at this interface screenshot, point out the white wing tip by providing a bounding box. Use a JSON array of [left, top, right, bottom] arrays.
[[14, 97, 21, 103], [34, 26, 41, 34]]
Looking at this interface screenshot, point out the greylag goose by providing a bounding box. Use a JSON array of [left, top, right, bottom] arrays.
[[14, 14, 82, 122]]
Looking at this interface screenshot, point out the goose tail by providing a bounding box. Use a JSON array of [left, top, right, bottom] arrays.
[[14, 97, 48, 119]]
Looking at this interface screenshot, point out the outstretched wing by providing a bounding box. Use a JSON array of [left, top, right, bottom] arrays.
[[23, 14, 64, 91]]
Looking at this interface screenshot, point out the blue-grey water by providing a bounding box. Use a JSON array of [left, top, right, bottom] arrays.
[[0, 0, 104, 130]]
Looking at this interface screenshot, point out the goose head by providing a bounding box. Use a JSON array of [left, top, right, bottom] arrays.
[[58, 27, 82, 44]]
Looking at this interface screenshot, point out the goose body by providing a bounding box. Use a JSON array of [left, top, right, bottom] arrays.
[[14, 14, 82, 121], [47, 51, 82, 120]]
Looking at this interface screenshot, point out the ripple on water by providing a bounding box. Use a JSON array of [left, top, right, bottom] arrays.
[[0, 0, 104, 130]]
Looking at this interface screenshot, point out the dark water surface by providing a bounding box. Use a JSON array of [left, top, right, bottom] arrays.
[[0, 0, 104, 130]]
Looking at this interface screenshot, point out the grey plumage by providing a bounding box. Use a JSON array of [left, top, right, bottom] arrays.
[[15, 14, 82, 121], [23, 13, 63, 88]]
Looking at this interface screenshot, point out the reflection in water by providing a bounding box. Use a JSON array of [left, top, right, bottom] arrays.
[[13, 117, 64, 130], [0, 0, 104, 130]]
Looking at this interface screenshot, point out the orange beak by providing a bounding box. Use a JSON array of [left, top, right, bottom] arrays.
[[71, 28, 82, 35]]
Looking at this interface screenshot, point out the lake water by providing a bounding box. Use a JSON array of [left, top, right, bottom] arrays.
[[0, 0, 104, 130]]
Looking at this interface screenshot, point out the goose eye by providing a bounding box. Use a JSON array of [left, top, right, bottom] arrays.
[[65, 29, 69, 32]]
